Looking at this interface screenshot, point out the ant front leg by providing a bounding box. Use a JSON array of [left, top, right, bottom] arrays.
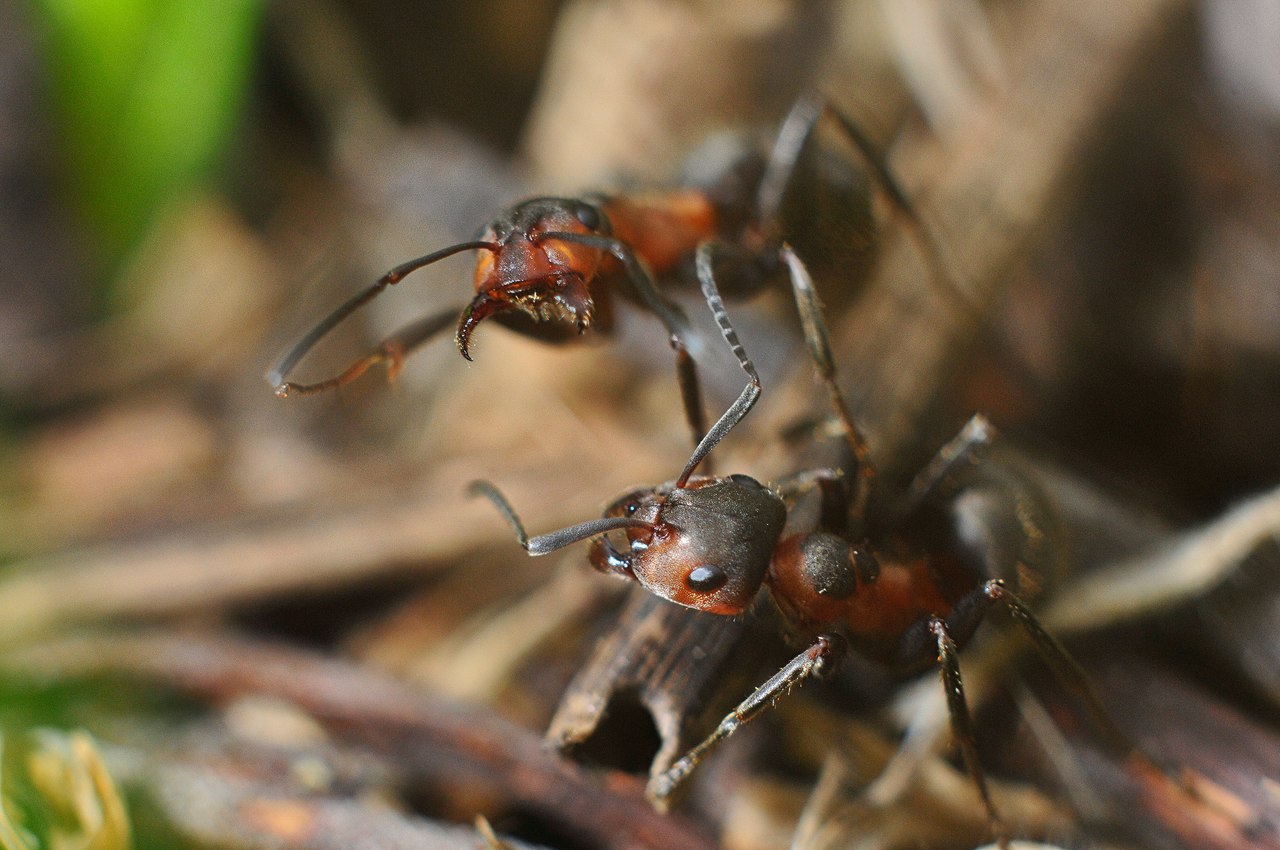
[[537, 230, 709, 452], [671, 241, 765, 486], [647, 633, 847, 807]]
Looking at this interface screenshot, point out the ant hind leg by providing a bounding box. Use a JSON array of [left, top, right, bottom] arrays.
[[982, 581, 1134, 756], [915, 577, 1132, 849], [759, 93, 978, 320]]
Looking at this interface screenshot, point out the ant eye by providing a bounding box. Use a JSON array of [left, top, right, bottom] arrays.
[[624, 502, 638, 515], [686, 565, 727, 593], [575, 204, 602, 230]]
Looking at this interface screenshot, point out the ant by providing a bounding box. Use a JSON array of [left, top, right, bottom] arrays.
[[267, 92, 959, 451], [471, 245, 1146, 849]]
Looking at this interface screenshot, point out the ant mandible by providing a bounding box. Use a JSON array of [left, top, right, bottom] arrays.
[[471, 248, 1139, 850], [267, 92, 957, 452]]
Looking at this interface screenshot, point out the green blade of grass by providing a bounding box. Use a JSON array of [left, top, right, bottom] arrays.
[[30, 0, 264, 287]]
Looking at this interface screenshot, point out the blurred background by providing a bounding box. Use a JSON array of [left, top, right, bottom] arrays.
[[0, 1, 1278, 848]]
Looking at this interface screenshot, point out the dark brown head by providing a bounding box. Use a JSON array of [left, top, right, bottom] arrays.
[[598, 475, 787, 615], [457, 197, 612, 359]]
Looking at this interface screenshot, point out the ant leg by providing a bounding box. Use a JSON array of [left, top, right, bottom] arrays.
[[272, 307, 458, 397], [537, 230, 709, 451], [781, 245, 876, 520], [773, 468, 848, 534], [981, 580, 1134, 757], [758, 93, 922, 231], [917, 577, 1134, 847], [758, 93, 976, 318], [904, 414, 995, 508], [754, 91, 826, 230], [994, 581, 1262, 833], [673, 241, 764, 487], [823, 104, 997, 326], [907, 419, 1066, 613], [268, 240, 495, 393], [928, 616, 1011, 849], [647, 633, 847, 806]]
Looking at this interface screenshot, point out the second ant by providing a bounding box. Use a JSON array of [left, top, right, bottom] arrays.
[[268, 93, 959, 455]]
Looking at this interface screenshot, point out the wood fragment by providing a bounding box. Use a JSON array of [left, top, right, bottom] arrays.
[[0, 630, 717, 850], [838, 0, 1197, 484], [139, 758, 553, 850], [1045, 483, 1280, 633], [1045, 650, 1280, 849], [522, 0, 840, 185], [546, 590, 756, 780]]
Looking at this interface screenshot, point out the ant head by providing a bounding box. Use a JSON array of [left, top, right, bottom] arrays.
[[488, 197, 611, 241], [608, 475, 787, 615], [457, 198, 612, 359]]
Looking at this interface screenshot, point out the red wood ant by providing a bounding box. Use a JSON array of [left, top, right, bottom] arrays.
[[267, 93, 958, 451], [471, 250, 1140, 849]]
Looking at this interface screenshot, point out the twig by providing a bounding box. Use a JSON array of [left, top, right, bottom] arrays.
[[839, 0, 1197, 483], [521, 0, 840, 185], [0, 630, 719, 850]]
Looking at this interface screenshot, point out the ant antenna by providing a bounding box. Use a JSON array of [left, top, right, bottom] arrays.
[[268, 240, 497, 394], [468, 481, 654, 556]]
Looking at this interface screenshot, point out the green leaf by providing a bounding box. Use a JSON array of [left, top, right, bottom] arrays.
[[29, 0, 263, 286]]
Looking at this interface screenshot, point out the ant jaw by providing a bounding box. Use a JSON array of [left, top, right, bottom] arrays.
[[456, 292, 511, 361], [456, 277, 595, 359]]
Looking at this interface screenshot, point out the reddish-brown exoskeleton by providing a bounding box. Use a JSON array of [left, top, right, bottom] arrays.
[[472, 251, 1135, 850], [267, 93, 955, 450]]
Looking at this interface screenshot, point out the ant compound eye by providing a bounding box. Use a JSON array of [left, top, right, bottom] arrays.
[[686, 565, 727, 593], [575, 203, 602, 230]]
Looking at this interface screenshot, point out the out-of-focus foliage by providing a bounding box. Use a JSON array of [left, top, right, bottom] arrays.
[[27, 0, 263, 290], [0, 731, 132, 850]]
